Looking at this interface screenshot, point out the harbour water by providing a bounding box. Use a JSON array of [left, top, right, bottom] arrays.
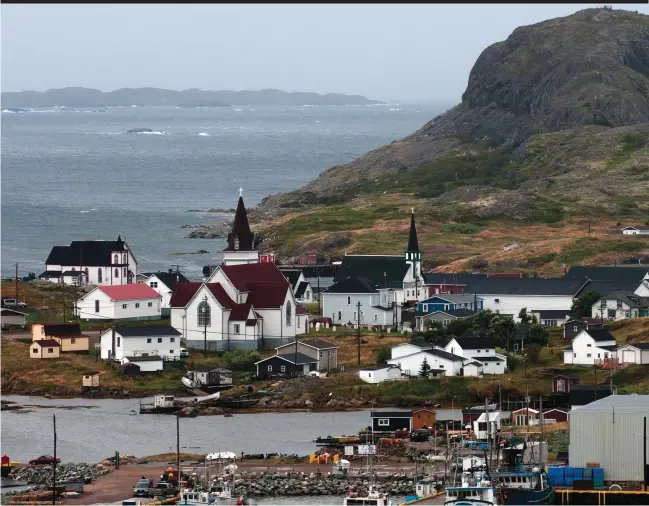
[[0, 104, 443, 279], [1, 396, 462, 463]]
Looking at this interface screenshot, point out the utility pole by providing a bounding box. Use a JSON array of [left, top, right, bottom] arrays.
[[203, 295, 208, 352], [176, 414, 181, 487], [356, 301, 362, 365], [52, 414, 57, 505], [317, 268, 321, 315], [61, 278, 67, 323], [15, 263, 19, 301], [294, 333, 299, 378]]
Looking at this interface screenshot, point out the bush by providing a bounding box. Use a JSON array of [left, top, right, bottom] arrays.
[[374, 347, 391, 363], [441, 223, 481, 234], [222, 349, 261, 370]]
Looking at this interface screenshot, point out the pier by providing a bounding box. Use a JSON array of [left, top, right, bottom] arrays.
[[554, 489, 649, 505]]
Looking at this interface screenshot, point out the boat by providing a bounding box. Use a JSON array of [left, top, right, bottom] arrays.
[[493, 467, 554, 505], [444, 474, 498, 506], [182, 376, 197, 389], [343, 485, 391, 506]]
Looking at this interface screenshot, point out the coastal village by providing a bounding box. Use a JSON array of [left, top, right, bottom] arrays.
[[2, 188, 649, 505]]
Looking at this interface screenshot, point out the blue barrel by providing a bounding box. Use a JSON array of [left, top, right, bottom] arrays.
[[582, 468, 593, 480], [574, 468, 583, 481], [564, 467, 574, 487], [593, 468, 604, 488]]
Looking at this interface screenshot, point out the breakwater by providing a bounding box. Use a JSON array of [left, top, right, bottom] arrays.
[[8, 462, 111, 485], [232, 473, 416, 497]]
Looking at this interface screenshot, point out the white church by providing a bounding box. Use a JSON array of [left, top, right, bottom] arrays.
[[170, 190, 309, 350]]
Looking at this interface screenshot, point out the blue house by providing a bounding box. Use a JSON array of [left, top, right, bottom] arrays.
[[417, 294, 484, 313]]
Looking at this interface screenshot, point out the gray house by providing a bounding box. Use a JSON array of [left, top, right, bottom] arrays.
[[275, 338, 338, 370], [415, 309, 474, 331]]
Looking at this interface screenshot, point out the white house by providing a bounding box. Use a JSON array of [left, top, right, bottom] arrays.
[[616, 343, 649, 365], [387, 348, 466, 377], [99, 326, 181, 361], [563, 328, 617, 366], [281, 269, 314, 303], [470, 278, 588, 322], [391, 340, 433, 360], [359, 364, 403, 384], [76, 284, 161, 321], [143, 270, 190, 316], [444, 337, 507, 375], [39, 236, 137, 286], [473, 412, 501, 440], [531, 310, 570, 327], [591, 291, 649, 321], [120, 355, 164, 372], [621, 226, 649, 235]]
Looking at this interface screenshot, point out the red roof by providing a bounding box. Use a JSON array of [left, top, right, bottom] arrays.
[[221, 263, 291, 309], [98, 284, 160, 301], [33, 339, 60, 347], [230, 303, 253, 321], [296, 304, 308, 315], [245, 283, 289, 309], [169, 282, 202, 308], [205, 283, 235, 309]]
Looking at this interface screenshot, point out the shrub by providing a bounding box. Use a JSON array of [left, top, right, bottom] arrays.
[[222, 349, 261, 370], [441, 223, 481, 234]]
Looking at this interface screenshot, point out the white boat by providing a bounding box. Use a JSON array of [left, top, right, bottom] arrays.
[[343, 485, 390, 506], [182, 376, 197, 388], [444, 473, 499, 506]]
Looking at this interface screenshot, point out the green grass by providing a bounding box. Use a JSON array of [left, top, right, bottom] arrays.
[[441, 223, 481, 234], [560, 237, 649, 264], [605, 132, 648, 171], [527, 252, 558, 266]]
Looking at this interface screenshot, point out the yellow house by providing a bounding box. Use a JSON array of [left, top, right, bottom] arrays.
[[31, 323, 90, 352], [30, 340, 61, 359]]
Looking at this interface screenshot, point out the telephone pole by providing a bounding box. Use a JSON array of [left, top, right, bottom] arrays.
[[15, 263, 19, 301], [203, 295, 208, 351], [52, 414, 57, 506], [356, 301, 362, 365]]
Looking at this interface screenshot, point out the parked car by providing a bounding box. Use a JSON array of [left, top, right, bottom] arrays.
[[29, 455, 61, 465], [2, 298, 27, 308], [133, 479, 150, 497], [180, 348, 189, 358], [393, 428, 410, 439], [149, 481, 177, 498], [311, 317, 332, 325], [410, 429, 432, 442]]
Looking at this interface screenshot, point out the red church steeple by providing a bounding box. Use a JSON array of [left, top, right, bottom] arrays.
[[225, 187, 254, 252]]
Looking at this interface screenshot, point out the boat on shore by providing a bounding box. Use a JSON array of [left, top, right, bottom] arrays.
[[343, 485, 391, 506]]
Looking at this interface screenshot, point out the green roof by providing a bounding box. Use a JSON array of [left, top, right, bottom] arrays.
[[333, 255, 409, 286], [601, 290, 649, 309]]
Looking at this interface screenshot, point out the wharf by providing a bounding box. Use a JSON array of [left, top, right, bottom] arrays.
[[554, 489, 649, 505]]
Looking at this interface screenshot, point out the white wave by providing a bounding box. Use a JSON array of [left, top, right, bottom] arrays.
[[248, 108, 255, 111], [232, 108, 243, 112], [80, 208, 96, 213], [218, 126, 252, 131], [389, 108, 402, 111], [298, 108, 306, 111], [131, 105, 138, 108], [139, 130, 165, 135], [1, 109, 16, 113], [198, 132, 211, 137], [315, 120, 321, 123]]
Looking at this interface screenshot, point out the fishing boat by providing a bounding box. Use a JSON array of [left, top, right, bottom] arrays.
[[494, 467, 553, 505], [444, 475, 498, 506], [182, 375, 197, 389], [343, 485, 391, 506]]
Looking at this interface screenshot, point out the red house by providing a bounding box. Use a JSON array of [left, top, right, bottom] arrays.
[[299, 250, 318, 265], [424, 273, 487, 297], [260, 253, 276, 264], [552, 374, 580, 394], [542, 408, 569, 423]]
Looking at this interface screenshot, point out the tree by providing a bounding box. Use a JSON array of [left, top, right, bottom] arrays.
[[446, 318, 472, 338], [528, 322, 550, 346], [374, 347, 391, 363], [571, 291, 601, 319], [419, 357, 431, 378], [525, 344, 542, 364], [518, 307, 532, 324]]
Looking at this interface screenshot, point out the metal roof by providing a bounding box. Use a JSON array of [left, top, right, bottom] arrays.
[[571, 394, 649, 413]]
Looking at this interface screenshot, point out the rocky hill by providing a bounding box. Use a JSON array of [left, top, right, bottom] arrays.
[[250, 9, 649, 268]]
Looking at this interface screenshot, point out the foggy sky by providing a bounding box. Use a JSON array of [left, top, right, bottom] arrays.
[[2, 4, 648, 103]]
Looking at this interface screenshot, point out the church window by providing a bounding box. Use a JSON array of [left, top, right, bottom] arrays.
[[198, 301, 211, 326], [115, 268, 119, 279], [123, 254, 127, 263], [114, 254, 118, 264], [234, 235, 239, 250], [123, 267, 127, 276], [286, 301, 292, 326], [98, 268, 102, 283]]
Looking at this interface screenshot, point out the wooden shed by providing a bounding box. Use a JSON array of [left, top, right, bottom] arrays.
[[412, 408, 437, 429], [82, 371, 100, 388], [119, 362, 141, 377]]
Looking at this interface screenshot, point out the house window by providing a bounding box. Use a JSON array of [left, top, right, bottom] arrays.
[[338, 311, 342, 321], [170, 337, 175, 343], [115, 268, 119, 279], [286, 301, 292, 326], [306, 291, 311, 300], [71, 338, 76, 344], [123, 267, 127, 276], [158, 338, 162, 343], [280, 365, 286, 372], [150, 282, 158, 288], [353, 311, 357, 320], [122, 304, 127, 309], [608, 309, 616, 319], [32, 348, 37, 354], [117, 336, 121, 347], [374, 314, 378, 321], [604, 353, 608, 359], [587, 353, 592, 358], [616, 301, 623, 309], [148, 302, 153, 307], [378, 419, 390, 426], [234, 324, 241, 334], [198, 301, 211, 326], [587, 343, 592, 347], [444, 320, 450, 326], [557, 380, 565, 392], [147, 338, 152, 343], [113, 254, 118, 264], [170, 349, 174, 354], [597, 353, 601, 358], [135, 303, 140, 308], [347, 296, 351, 305], [123, 254, 127, 264], [48, 348, 53, 353], [41, 327, 45, 335], [267, 365, 272, 372], [95, 300, 100, 313], [98, 268, 102, 283], [320, 351, 323, 358]]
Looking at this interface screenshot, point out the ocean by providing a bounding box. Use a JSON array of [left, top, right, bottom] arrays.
[[1, 104, 442, 280]]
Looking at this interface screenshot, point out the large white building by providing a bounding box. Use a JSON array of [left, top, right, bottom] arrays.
[[99, 325, 181, 361], [141, 270, 190, 316], [563, 328, 617, 366], [39, 236, 137, 286], [569, 395, 649, 483], [169, 191, 307, 350], [76, 284, 161, 321]]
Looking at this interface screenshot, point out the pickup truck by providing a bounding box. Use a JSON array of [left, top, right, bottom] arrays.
[[149, 481, 178, 498]]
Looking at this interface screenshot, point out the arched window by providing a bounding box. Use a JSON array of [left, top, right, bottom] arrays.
[[123, 253, 127, 264], [98, 268, 103, 283], [198, 301, 211, 327], [233, 235, 239, 250], [115, 268, 119, 279], [71, 267, 76, 271], [123, 267, 127, 276], [113, 254, 118, 264], [285, 301, 292, 326]]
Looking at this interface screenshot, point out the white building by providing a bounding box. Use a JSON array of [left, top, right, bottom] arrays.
[[621, 226, 649, 235], [39, 236, 137, 286], [444, 337, 507, 375], [591, 291, 649, 321], [222, 188, 260, 266], [473, 412, 501, 440], [322, 276, 398, 327], [76, 284, 161, 321], [387, 348, 466, 377], [1, 308, 27, 328], [99, 326, 181, 361], [281, 269, 314, 303], [563, 328, 617, 366], [469, 278, 588, 322], [120, 355, 164, 373], [359, 364, 403, 384], [142, 270, 190, 316], [616, 343, 649, 365]]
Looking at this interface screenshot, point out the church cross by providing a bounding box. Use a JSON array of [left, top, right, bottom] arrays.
[[238, 187, 244, 197]]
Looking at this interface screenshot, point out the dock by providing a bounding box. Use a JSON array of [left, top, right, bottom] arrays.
[[555, 489, 649, 505]]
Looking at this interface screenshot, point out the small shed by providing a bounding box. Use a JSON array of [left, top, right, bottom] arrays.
[[616, 343, 649, 365], [186, 366, 233, 389], [358, 364, 402, 384], [512, 407, 540, 426], [371, 411, 412, 433], [82, 371, 100, 388], [543, 408, 569, 423], [1, 308, 27, 328], [412, 408, 437, 429], [473, 411, 501, 440], [30, 339, 60, 359], [119, 362, 141, 377], [154, 394, 175, 409], [552, 374, 580, 394], [121, 355, 163, 373]]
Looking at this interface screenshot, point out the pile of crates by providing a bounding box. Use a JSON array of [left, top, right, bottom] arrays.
[[547, 466, 604, 488]]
